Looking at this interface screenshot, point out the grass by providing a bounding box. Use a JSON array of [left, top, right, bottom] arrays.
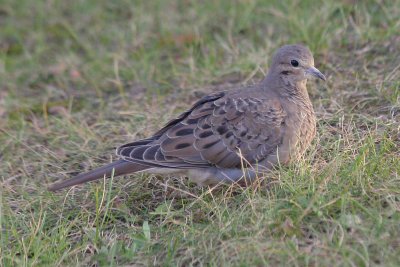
[[1, 0, 400, 266]]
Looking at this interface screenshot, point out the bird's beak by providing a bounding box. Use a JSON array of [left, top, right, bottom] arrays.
[[306, 66, 326, 81]]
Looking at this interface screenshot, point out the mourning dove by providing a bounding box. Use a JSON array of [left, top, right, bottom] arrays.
[[48, 44, 326, 191]]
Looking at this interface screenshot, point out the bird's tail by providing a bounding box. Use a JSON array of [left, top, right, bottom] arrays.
[[48, 160, 149, 191]]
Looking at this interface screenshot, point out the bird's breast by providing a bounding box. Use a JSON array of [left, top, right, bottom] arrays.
[[281, 102, 316, 161]]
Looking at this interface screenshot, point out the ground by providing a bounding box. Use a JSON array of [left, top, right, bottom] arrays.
[[1, 0, 400, 266]]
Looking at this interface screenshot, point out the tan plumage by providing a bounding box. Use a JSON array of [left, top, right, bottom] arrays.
[[48, 44, 325, 191]]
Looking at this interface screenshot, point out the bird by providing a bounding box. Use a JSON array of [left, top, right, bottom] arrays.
[[48, 44, 326, 192]]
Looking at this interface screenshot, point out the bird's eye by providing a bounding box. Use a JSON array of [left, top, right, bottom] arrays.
[[291, 60, 299, 67]]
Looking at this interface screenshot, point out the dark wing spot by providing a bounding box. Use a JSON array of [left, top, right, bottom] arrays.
[[225, 132, 233, 138], [176, 128, 194, 136], [216, 125, 228, 135], [202, 140, 219, 149], [240, 131, 246, 137], [199, 131, 214, 138], [202, 124, 211, 129], [175, 143, 191, 149], [186, 118, 199, 124]]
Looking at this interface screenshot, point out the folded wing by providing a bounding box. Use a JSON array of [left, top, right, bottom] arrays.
[[117, 90, 286, 169]]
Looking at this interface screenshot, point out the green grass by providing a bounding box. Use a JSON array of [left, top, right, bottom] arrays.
[[1, 0, 400, 266]]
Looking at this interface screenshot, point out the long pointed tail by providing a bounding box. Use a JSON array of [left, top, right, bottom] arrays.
[[48, 160, 149, 191]]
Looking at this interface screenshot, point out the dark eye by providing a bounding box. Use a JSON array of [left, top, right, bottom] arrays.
[[291, 60, 299, 67]]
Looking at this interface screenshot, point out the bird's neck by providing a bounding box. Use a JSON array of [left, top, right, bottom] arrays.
[[262, 73, 311, 102]]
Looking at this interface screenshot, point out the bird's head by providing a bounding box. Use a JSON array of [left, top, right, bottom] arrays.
[[268, 44, 326, 87]]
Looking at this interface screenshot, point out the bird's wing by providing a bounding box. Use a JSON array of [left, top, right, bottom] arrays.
[[117, 90, 286, 169]]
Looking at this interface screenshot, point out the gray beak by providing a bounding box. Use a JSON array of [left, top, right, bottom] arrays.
[[306, 66, 326, 81]]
